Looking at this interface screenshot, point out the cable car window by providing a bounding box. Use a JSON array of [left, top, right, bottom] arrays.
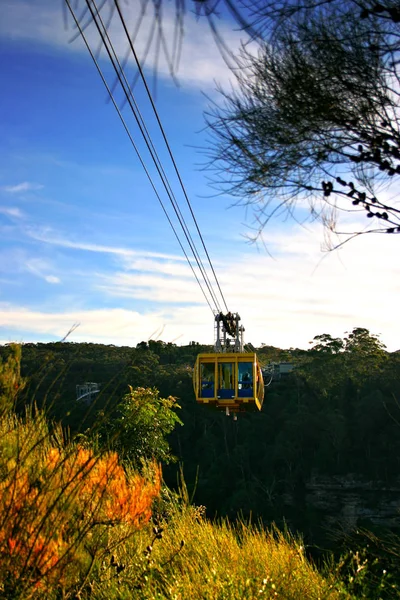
[[200, 363, 215, 398], [238, 362, 253, 397], [218, 362, 234, 399]]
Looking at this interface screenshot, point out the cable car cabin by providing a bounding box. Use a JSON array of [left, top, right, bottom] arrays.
[[193, 352, 264, 413]]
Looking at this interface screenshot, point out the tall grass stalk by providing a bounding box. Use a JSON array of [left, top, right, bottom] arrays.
[[90, 495, 350, 600]]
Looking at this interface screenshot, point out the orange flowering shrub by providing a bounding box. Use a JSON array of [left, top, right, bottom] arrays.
[[0, 412, 161, 597]]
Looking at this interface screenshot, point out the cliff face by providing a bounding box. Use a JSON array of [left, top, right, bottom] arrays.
[[281, 474, 400, 545]]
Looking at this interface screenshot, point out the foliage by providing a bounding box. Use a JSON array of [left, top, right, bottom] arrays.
[[333, 528, 400, 599], [311, 334, 344, 355], [0, 408, 161, 598], [0, 409, 352, 599], [101, 386, 183, 468], [344, 328, 387, 356], [0, 342, 360, 599], [0, 344, 25, 415], [89, 496, 347, 600], [13, 340, 200, 430], [205, 0, 400, 244], [336, 550, 396, 599], [6, 331, 400, 555], [304, 327, 388, 394]]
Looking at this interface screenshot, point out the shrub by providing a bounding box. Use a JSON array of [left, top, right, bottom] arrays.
[[101, 386, 182, 468], [0, 409, 161, 598]]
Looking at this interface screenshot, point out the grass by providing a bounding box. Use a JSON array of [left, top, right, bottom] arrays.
[[89, 492, 350, 600]]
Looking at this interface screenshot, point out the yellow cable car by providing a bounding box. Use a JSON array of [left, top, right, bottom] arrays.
[[193, 313, 264, 415]]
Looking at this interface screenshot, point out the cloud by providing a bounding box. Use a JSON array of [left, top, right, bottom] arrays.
[[26, 226, 187, 261], [44, 275, 61, 284], [0, 0, 241, 90], [98, 271, 200, 304], [222, 226, 400, 349], [120, 257, 196, 278], [0, 305, 170, 345], [0, 247, 62, 284], [1, 212, 399, 350], [0, 207, 24, 219], [25, 258, 61, 284], [2, 182, 43, 194]]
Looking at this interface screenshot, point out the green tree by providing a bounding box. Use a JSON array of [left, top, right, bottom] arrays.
[[0, 344, 25, 415], [342, 327, 388, 380], [104, 387, 182, 468], [303, 328, 387, 398], [344, 327, 386, 355], [311, 334, 344, 355]]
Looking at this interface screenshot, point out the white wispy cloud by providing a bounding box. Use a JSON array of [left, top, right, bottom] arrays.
[[224, 225, 400, 349], [98, 271, 201, 304], [0, 0, 241, 90], [2, 221, 399, 349], [0, 206, 24, 218], [0, 305, 169, 345], [26, 226, 187, 261], [45, 275, 61, 284], [2, 182, 43, 194], [25, 258, 61, 284], [120, 257, 196, 278]]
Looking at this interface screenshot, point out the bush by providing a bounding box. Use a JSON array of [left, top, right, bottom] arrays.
[[101, 386, 182, 468], [0, 409, 161, 598], [0, 344, 25, 416]]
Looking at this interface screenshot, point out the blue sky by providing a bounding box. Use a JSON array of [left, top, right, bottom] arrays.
[[0, 0, 399, 351]]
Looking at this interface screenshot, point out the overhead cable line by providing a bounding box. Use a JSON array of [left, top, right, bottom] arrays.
[[66, 0, 230, 315], [112, 0, 230, 314], [86, 0, 223, 313], [76, 0, 224, 314], [65, 0, 216, 314]]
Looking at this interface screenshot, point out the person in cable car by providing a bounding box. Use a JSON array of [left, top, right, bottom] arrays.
[[242, 370, 252, 389], [201, 363, 215, 398]]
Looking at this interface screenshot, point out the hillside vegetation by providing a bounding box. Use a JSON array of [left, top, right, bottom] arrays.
[[0, 344, 357, 599], [1, 332, 400, 597], [12, 330, 400, 543]]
